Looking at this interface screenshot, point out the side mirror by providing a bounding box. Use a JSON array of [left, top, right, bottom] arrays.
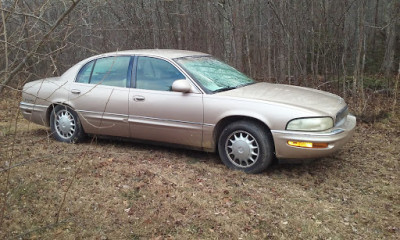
[[172, 79, 192, 93]]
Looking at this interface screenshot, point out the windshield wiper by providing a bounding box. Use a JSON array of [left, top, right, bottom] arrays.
[[236, 82, 254, 88], [213, 82, 255, 93], [213, 86, 236, 93]]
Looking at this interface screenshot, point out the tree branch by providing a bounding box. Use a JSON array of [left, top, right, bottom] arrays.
[[0, 0, 82, 93], [0, 7, 52, 27]]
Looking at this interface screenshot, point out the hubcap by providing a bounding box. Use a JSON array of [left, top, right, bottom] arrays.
[[55, 109, 76, 139], [225, 130, 259, 168]]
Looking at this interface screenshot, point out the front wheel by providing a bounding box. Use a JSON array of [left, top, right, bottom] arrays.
[[218, 121, 273, 173], [50, 105, 85, 143]]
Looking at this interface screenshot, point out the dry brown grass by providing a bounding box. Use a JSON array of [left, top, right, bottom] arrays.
[[0, 90, 399, 239]]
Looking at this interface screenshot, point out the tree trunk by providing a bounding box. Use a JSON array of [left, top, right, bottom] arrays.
[[371, 0, 380, 49], [393, 61, 400, 113], [266, 6, 272, 81], [0, 0, 9, 92], [221, 1, 232, 63], [381, 0, 397, 77], [151, 0, 160, 48], [206, 1, 213, 54], [353, 0, 366, 96]]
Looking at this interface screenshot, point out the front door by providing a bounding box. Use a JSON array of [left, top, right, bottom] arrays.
[[128, 56, 203, 148]]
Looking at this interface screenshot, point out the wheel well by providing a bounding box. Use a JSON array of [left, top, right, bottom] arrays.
[[46, 103, 74, 127], [213, 116, 275, 153]]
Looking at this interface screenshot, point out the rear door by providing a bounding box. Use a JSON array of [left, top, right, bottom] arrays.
[[128, 56, 203, 148], [68, 56, 133, 137]]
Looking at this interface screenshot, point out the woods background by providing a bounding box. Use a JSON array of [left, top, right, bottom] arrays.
[[1, 1, 400, 239], [0, 0, 399, 111]]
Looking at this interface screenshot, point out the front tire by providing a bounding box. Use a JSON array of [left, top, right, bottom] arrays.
[[218, 120, 273, 173], [50, 105, 84, 143]]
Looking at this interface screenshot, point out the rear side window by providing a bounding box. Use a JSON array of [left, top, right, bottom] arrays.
[[76, 61, 94, 83], [76, 56, 131, 87]]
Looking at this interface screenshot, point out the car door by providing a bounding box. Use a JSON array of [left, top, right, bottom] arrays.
[[68, 56, 133, 137], [128, 56, 203, 148]]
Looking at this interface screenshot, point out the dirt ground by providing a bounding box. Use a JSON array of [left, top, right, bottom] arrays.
[[1, 91, 399, 239]]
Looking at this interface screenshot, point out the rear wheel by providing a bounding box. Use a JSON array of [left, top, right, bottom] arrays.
[[50, 105, 84, 143], [218, 120, 273, 173]]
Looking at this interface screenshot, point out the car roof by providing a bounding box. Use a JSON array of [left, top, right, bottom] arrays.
[[93, 49, 210, 60]]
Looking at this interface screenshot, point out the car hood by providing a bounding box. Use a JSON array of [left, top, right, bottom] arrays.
[[216, 82, 345, 116]]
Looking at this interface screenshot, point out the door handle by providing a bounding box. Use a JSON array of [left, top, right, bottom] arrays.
[[71, 89, 81, 94], [133, 95, 145, 101]]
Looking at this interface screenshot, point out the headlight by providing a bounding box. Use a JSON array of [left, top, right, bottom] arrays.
[[286, 117, 333, 131]]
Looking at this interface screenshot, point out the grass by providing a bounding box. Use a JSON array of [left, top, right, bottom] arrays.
[[0, 90, 399, 239]]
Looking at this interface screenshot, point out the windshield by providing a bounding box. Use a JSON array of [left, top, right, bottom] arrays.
[[175, 56, 255, 93]]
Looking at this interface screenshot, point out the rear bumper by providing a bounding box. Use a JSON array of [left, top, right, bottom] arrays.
[[20, 102, 48, 126], [271, 115, 356, 159]]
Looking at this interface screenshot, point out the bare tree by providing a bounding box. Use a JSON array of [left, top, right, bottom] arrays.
[[1, 0, 399, 108], [0, 0, 82, 93], [381, 0, 399, 76]]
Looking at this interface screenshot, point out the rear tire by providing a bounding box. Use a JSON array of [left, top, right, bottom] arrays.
[[50, 105, 84, 143], [218, 120, 273, 173]]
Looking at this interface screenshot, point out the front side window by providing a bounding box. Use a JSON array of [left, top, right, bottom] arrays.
[[136, 57, 185, 91], [76, 56, 131, 87]]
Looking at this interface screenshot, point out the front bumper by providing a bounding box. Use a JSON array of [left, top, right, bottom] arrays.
[[271, 115, 356, 159]]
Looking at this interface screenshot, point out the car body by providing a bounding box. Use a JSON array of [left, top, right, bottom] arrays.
[[20, 49, 356, 173]]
